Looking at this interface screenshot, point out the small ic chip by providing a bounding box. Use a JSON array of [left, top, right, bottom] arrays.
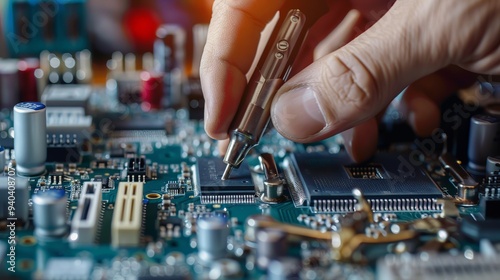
[[166, 182, 185, 196], [194, 157, 255, 204], [284, 152, 443, 213]]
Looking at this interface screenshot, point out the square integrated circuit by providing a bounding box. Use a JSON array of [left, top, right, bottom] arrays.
[[284, 152, 443, 212], [194, 157, 255, 204]]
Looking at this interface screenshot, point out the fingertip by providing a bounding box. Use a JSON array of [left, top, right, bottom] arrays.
[[408, 97, 440, 137], [217, 139, 230, 157], [398, 86, 441, 137], [341, 119, 378, 163], [203, 102, 227, 140], [203, 116, 229, 141], [205, 128, 229, 141]]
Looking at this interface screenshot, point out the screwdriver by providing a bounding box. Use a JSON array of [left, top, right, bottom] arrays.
[[222, 1, 328, 180]]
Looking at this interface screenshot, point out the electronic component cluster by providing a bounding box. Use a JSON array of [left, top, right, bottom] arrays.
[[1, 3, 500, 280]]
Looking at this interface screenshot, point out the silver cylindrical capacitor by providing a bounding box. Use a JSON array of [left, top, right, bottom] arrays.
[[197, 216, 229, 263], [33, 189, 67, 237], [256, 229, 288, 269], [14, 102, 47, 176], [468, 114, 500, 171]]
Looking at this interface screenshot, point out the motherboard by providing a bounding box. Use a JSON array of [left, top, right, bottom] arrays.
[[0, 77, 499, 280], [2, 1, 500, 279]]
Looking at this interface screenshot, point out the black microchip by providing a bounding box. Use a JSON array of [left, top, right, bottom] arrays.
[[159, 216, 183, 228], [113, 116, 166, 130], [196, 157, 254, 195], [46, 144, 81, 163], [286, 152, 442, 211], [480, 197, 500, 219], [461, 217, 500, 242], [109, 147, 124, 158]]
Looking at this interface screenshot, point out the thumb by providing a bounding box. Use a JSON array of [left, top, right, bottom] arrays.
[[271, 0, 449, 142]]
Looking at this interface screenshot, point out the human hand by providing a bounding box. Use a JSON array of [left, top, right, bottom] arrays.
[[200, 0, 500, 161]]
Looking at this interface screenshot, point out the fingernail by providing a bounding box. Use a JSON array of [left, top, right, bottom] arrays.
[[272, 87, 326, 139]]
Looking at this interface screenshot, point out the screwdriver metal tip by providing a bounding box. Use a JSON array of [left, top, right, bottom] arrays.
[[222, 165, 233, 180]]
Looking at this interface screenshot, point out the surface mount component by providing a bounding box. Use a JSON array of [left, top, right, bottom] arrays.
[[194, 157, 255, 204], [284, 152, 443, 212], [46, 135, 81, 163], [480, 196, 500, 219]]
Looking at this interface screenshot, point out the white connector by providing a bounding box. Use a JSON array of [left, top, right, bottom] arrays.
[[70, 182, 102, 244], [46, 107, 93, 138], [112, 182, 144, 247]]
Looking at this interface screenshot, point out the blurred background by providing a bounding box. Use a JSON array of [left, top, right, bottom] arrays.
[[0, 0, 213, 78], [0, 0, 213, 57], [0, 0, 216, 116]]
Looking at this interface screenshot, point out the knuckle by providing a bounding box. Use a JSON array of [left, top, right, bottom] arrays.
[[318, 55, 379, 114]]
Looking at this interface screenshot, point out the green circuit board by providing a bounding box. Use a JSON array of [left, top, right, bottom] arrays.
[[0, 90, 498, 279]]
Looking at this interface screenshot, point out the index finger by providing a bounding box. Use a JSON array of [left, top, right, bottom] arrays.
[[200, 0, 284, 140]]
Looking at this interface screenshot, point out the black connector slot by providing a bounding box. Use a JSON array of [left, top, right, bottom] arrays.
[[86, 184, 95, 194], [80, 198, 91, 221]]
